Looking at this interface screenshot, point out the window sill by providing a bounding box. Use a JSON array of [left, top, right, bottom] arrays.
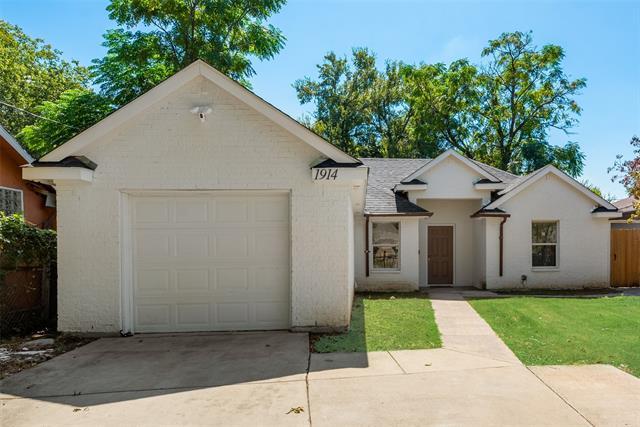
[[531, 267, 560, 272], [371, 270, 402, 274]]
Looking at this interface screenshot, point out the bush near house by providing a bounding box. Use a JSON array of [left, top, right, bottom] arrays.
[[0, 213, 57, 335]]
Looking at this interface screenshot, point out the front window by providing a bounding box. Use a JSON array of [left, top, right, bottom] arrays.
[[0, 187, 23, 215], [532, 221, 558, 267], [372, 222, 400, 270]]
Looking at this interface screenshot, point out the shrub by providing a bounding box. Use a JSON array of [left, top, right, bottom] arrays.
[[0, 213, 56, 273]]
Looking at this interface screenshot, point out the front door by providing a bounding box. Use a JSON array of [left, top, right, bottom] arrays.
[[428, 226, 454, 285]]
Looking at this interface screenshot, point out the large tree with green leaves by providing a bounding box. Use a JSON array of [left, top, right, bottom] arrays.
[[93, 0, 287, 105], [294, 48, 417, 157], [0, 20, 90, 137], [17, 89, 115, 158], [407, 31, 587, 176], [298, 32, 587, 177]]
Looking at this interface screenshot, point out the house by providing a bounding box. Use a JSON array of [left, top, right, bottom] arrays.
[[610, 197, 639, 287], [23, 60, 622, 335], [0, 125, 56, 228]]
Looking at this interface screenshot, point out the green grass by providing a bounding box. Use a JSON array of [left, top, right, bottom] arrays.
[[313, 293, 441, 353], [469, 296, 640, 376]]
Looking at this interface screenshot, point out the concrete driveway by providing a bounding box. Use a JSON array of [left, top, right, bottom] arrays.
[[2, 332, 639, 426]]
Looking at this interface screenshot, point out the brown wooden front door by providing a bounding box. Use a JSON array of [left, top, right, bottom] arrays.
[[428, 226, 454, 285]]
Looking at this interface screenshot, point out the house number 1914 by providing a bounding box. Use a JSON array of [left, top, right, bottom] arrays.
[[314, 168, 338, 180]]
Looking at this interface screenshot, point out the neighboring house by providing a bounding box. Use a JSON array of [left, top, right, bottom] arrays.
[[0, 125, 56, 228], [23, 60, 621, 335], [612, 196, 638, 223], [610, 197, 639, 287]]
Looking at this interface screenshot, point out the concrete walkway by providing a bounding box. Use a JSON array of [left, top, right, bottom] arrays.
[[428, 288, 521, 364]]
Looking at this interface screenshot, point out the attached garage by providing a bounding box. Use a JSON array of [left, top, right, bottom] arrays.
[[24, 60, 367, 334], [130, 192, 290, 332]]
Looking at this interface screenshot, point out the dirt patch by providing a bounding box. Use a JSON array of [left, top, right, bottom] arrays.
[[0, 333, 95, 379]]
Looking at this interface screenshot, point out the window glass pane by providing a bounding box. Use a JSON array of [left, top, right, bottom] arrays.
[[372, 222, 399, 245], [0, 188, 22, 215], [373, 246, 399, 269], [532, 222, 557, 243], [532, 245, 556, 267]]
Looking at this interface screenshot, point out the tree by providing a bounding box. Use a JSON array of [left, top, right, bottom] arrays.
[[92, 0, 287, 106], [407, 31, 587, 176], [17, 89, 114, 158], [610, 136, 640, 219], [0, 20, 90, 136], [294, 49, 418, 157], [294, 48, 377, 155]]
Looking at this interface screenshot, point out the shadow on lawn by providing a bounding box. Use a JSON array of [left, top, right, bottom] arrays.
[[312, 292, 436, 353]]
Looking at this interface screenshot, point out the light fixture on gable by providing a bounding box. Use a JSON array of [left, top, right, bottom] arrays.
[[190, 105, 212, 122]]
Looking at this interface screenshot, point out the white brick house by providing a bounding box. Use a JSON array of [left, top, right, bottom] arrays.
[[24, 60, 621, 334]]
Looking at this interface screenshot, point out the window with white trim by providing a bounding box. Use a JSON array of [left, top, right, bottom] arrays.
[[0, 187, 23, 215], [532, 221, 558, 267], [372, 222, 400, 270]]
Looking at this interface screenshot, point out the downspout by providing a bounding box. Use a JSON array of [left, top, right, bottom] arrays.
[[499, 216, 508, 277], [365, 215, 370, 277]]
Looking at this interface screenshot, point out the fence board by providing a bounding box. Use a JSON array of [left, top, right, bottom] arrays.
[[611, 228, 640, 287]]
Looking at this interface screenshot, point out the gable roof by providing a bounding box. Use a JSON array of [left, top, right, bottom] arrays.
[[485, 164, 617, 210], [402, 149, 502, 183], [40, 60, 358, 164], [0, 124, 33, 163]]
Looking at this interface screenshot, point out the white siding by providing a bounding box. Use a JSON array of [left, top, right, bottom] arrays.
[[485, 173, 610, 289], [55, 76, 353, 332]]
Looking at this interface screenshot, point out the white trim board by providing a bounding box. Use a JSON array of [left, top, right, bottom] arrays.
[[486, 164, 617, 211], [41, 60, 358, 164], [403, 149, 499, 183]]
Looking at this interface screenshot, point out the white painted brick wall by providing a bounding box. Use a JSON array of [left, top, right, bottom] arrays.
[[485, 173, 611, 289], [56, 76, 353, 332]]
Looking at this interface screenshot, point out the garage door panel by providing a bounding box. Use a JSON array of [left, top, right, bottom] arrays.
[[132, 192, 290, 332], [175, 233, 210, 257], [216, 268, 249, 291], [176, 303, 210, 326], [216, 199, 249, 223], [215, 233, 248, 257], [135, 199, 170, 223], [136, 304, 172, 328], [176, 269, 210, 292], [217, 303, 249, 324], [136, 232, 171, 258], [175, 199, 209, 223], [136, 269, 170, 293]]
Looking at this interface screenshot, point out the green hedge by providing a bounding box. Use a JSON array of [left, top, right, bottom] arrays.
[[0, 213, 56, 274]]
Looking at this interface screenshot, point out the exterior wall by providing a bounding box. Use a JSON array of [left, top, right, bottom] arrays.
[[409, 156, 492, 202], [55, 76, 353, 332], [485, 174, 611, 289], [417, 199, 482, 286], [354, 216, 420, 291], [0, 139, 55, 228], [472, 217, 486, 288]]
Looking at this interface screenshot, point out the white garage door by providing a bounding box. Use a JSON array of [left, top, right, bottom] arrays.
[[131, 192, 290, 332]]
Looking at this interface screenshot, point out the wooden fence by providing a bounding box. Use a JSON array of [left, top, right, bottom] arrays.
[[611, 228, 640, 287]]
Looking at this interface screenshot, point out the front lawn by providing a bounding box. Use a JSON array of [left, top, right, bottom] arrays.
[[313, 293, 441, 353], [469, 296, 640, 376]]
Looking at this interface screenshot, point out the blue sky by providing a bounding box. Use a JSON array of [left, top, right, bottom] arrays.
[[2, 0, 639, 198]]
